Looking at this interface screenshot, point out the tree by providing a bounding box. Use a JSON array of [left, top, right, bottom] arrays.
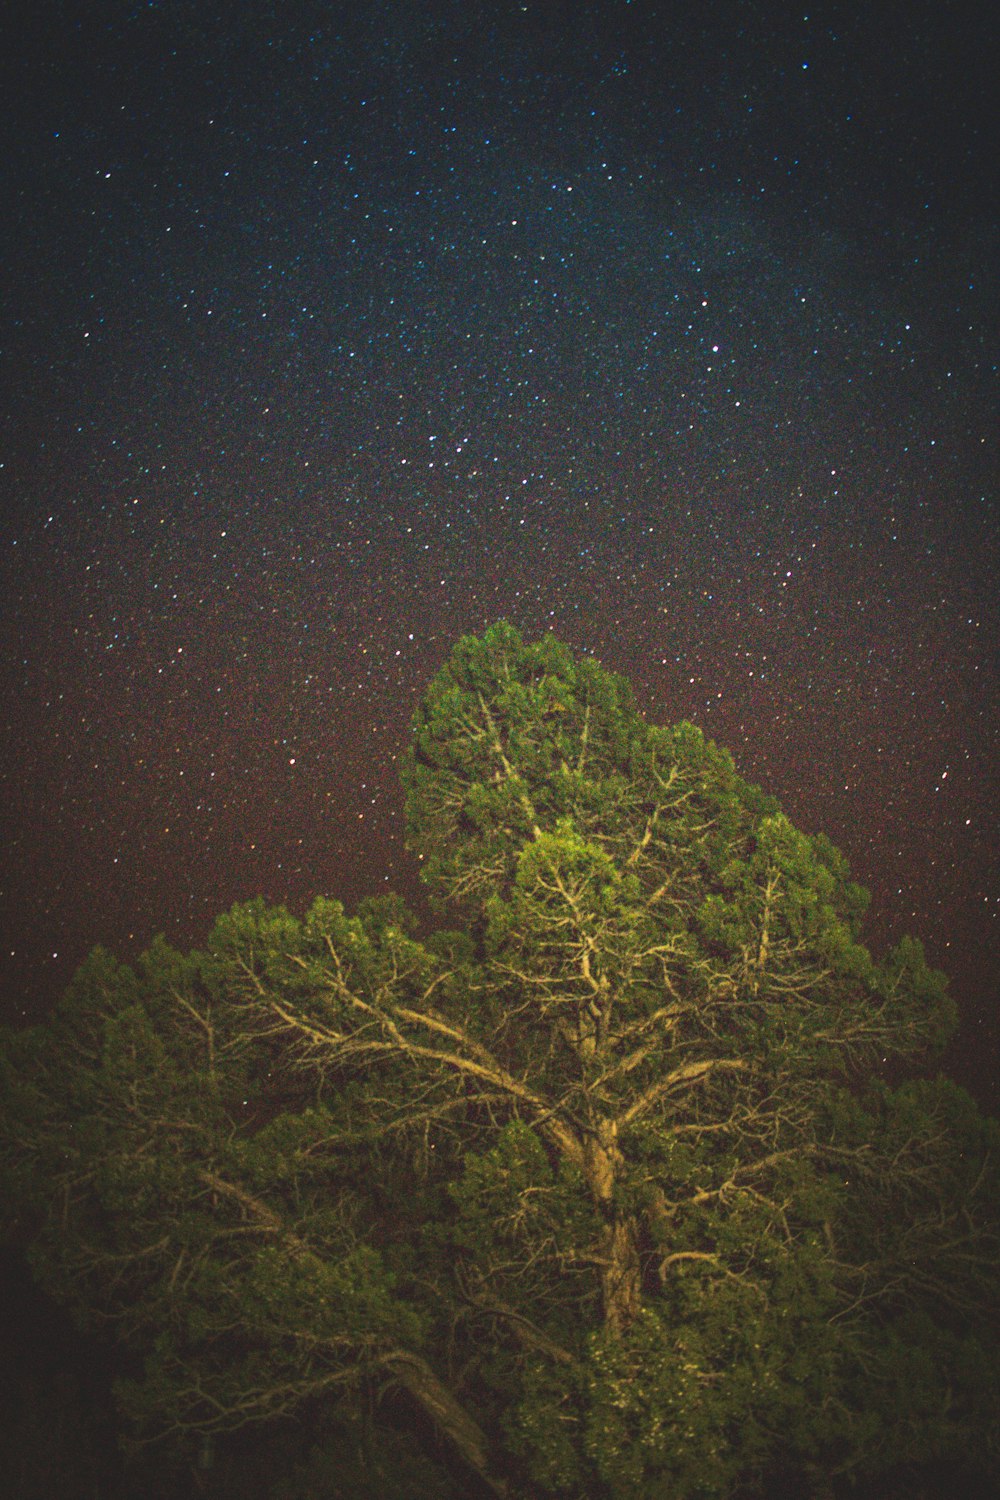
[[2, 623, 997, 1497]]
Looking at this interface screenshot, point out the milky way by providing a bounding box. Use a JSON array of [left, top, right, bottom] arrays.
[[1, 1, 996, 1105]]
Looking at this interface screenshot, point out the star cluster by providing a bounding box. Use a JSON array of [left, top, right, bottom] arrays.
[[0, 1, 996, 1104]]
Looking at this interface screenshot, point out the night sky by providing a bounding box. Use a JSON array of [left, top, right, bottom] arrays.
[[1, 1, 996, 1107]]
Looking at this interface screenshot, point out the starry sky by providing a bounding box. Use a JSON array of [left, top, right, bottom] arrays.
[[1, 0, 996, 1106]]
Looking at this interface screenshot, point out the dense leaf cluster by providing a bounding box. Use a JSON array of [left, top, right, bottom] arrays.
[[2, 625, 997, 1497]]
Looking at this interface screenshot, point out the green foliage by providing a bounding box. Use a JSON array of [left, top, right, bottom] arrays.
[[401, 621, 648, 908], [1, 624, 995, 1499]]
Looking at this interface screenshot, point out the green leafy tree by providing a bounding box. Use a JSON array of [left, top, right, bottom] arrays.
[[2, 624, 997, 1497]]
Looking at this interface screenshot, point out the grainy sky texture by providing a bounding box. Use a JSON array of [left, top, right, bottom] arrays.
[[1, 1, 996, 1104]]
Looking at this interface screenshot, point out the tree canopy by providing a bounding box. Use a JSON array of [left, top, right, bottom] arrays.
[[2, 623, 997, 1498]]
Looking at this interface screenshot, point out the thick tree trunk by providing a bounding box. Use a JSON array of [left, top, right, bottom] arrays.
[[588, 1118, 643, 1335], [600, 1211, 643, 1336]]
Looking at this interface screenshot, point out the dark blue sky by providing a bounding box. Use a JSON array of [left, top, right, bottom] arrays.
[[1, 0, 996, 1104]]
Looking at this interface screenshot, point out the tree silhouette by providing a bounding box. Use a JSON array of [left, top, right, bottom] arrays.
[[2, 625, 997, 1497]]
